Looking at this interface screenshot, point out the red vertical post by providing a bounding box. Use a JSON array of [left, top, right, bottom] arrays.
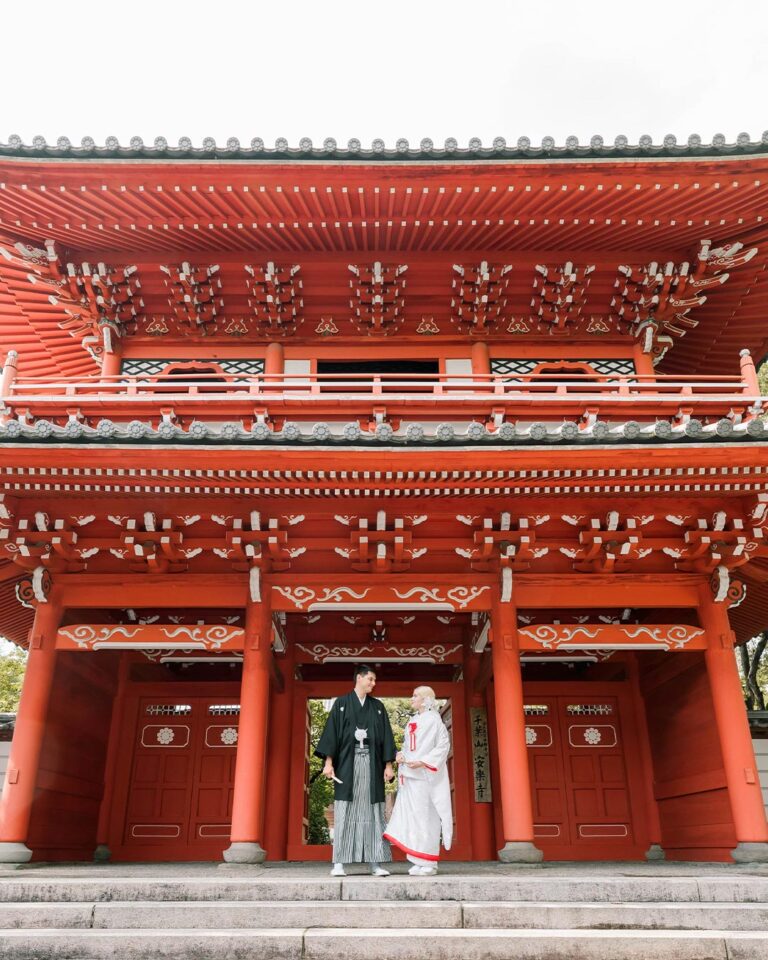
[[263, 645, 295, 860], [0, 595, 62, 863], [0, 350, 19, 397], [700, 584, 768, 861], [471, 341, 491, 392], [223, 595, 273, 863], [93, 652, 130, 861], [264, 342, 284, 384], [627, 654, 665, 859], [740, 348, 760, 396], [463, 644, 495, 860], [100, 347, 122, 379], [490, 594, 542, 862]]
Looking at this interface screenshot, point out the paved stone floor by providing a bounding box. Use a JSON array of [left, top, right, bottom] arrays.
[[2, 859, 768, 878]]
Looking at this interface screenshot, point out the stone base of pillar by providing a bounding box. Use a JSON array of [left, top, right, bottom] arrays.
[[644, 844, 665, 861], [497, 841, 543, 864], [93, 844, 111, 862], [222, 841, 267, 864], [0, 842, 33, 864], [731, 842, 768, 863]]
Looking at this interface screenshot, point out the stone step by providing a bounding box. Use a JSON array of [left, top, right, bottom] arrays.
[[464, 901, 768, 931], [1, 899, 767, 932], [0, 926, 767, 960], [3, 874, 768, 903], [0, 899, 461, 929]]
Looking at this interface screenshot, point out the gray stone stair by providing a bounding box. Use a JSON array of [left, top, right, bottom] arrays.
[[0, 870, 766, 959]]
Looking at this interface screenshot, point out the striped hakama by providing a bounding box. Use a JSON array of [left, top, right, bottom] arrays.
[[332, 746, 391, 864]]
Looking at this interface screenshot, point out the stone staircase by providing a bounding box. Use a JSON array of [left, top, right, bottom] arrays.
[[1, 867, 768, 958]]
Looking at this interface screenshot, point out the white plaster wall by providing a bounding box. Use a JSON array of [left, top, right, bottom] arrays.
[[754, 737, 768, 816]]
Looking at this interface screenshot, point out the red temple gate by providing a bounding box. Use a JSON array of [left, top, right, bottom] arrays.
[[0, 133, 768, 866]]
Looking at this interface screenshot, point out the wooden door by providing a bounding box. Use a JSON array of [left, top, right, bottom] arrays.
[[190, 702, 240, 845], [557, 696, 634, 851], [524, 686, 646, 859], [524, 698, 569, 846], [118, 696, 239, 859]]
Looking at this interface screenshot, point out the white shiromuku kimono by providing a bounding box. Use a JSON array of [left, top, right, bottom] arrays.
[[384, 708, 452, 865]]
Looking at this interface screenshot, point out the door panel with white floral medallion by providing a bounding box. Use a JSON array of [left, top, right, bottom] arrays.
[[123, 698, 239, 850]]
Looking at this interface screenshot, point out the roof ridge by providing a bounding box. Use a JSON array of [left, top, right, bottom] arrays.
[[2, 132, 768, 161]]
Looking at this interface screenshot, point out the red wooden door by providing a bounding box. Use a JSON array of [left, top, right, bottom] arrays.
[[525, 689, 645, 859], [119, 696, 239, 859], [524, 698, 569, 846]]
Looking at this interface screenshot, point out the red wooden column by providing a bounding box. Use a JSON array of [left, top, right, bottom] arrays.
[[627, 654, 665, 860], [0, 594, 62, 863], [263, 645, 295, 860], [463, 644, 495, 860], [490, 594, 543, 863], [223, 594, 273, 863], [471, 341, 490, 374], [700, 584, 768, 862], [264, 342, 284, 383], [93, 652, 129, 861], [101, 345, 122, 378]]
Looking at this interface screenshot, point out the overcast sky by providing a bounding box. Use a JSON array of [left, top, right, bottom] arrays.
[[3, 0, 767, 149]]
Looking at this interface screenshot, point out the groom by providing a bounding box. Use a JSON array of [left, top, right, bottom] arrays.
[[315, 664, 396, 876]]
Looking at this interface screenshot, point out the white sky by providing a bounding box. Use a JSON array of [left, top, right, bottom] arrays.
[[2, 0, 767, 148]]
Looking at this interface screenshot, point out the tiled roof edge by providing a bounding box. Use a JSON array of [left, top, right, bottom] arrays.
[[2, 133, 768, 162]]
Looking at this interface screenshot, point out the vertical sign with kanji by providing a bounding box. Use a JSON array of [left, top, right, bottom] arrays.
[[470, 707, 492, 803]]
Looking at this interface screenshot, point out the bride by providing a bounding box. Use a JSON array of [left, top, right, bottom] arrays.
[[383, 686, 452, 876]]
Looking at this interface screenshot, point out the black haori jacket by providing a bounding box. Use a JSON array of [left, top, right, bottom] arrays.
[[315, 692, 396, 804]]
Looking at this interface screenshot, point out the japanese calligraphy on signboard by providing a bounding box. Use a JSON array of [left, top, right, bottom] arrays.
[[470, 707, 492, 803]]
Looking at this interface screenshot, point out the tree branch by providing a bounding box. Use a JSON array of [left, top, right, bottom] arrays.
[[747, 632, 768, 711]]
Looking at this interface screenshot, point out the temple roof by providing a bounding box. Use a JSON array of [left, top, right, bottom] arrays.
[[1, 144, 768, 377], [2, 132, 768, 162]]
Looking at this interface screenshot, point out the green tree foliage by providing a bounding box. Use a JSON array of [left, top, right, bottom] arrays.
[[0, 646, 26, 712], [307, 699, 334, 844], [738, 362, 768, 710], [739, 633, 768, 710]]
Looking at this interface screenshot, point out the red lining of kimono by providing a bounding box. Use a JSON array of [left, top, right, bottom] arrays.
[[383, 833, 440, 861], [422, 763, 437, 771]]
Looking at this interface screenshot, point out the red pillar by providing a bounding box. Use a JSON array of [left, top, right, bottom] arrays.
[[490, 595, 542, 862], [463, 644, 495, 860], [0, 349, 19, 396], [100, 346, 122, 378], [627, 654, 665, 860], [0, 595, 62, 863], [223, 595, 273, 863], [263, 645, 295, 860], [93, 653, 129, 861], [264, 342, 284, 385], [471, 341, 491, 388], [700, 584, 768, 862]]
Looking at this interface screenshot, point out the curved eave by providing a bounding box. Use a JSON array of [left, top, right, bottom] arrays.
[[2, 133, 768, 163]]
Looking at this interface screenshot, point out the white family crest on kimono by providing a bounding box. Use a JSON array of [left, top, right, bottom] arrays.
[[384, 707, 452, 866]]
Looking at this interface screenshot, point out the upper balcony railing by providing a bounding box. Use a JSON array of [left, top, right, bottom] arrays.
[[0, 349, 763, 441]]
